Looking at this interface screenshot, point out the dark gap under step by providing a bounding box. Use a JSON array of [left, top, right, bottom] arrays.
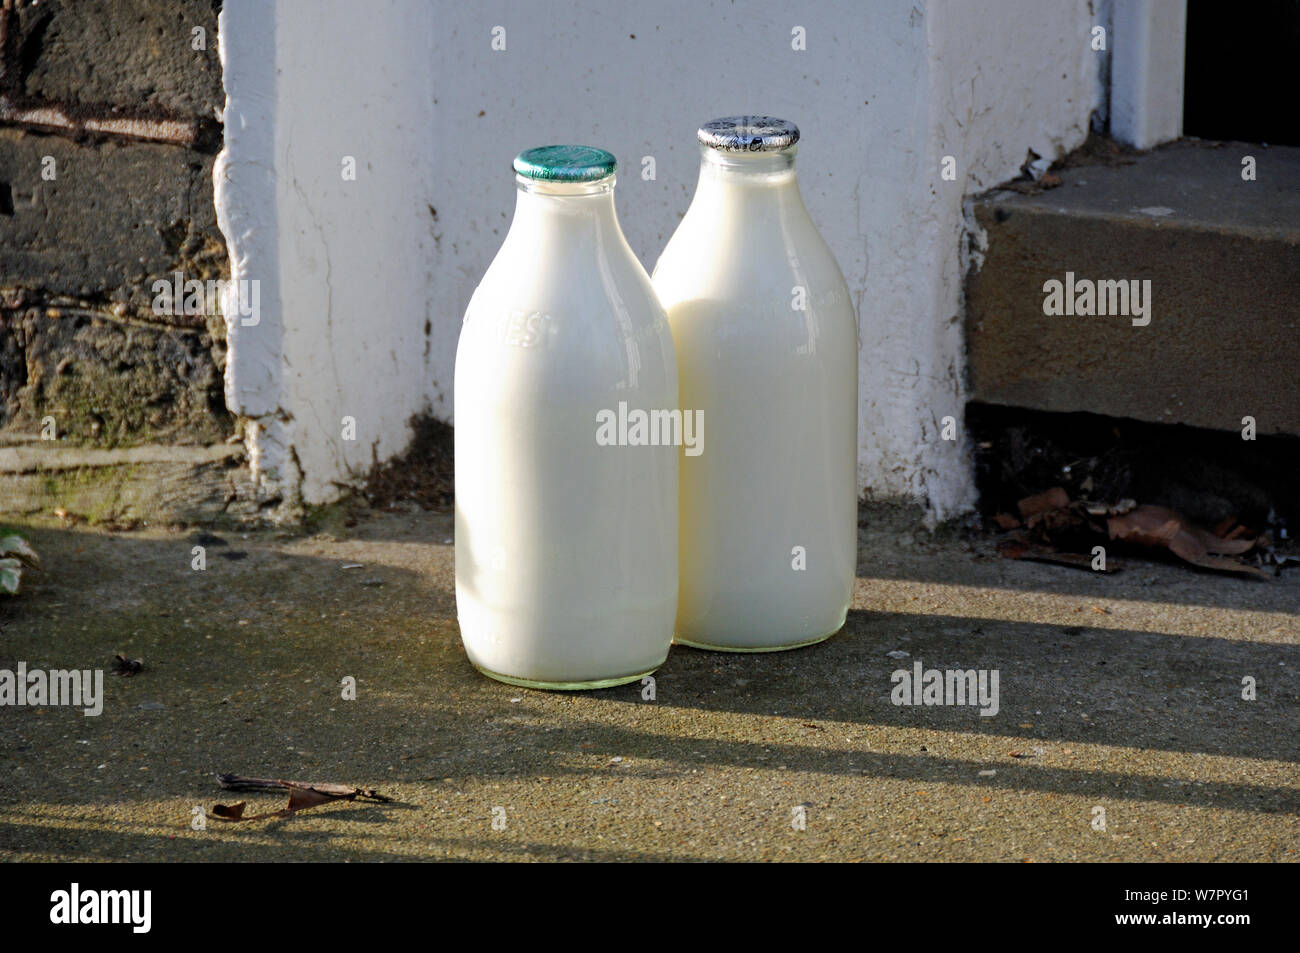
[[967, 402, 1300, 542]]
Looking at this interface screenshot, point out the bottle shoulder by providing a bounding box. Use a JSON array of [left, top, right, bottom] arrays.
[[655, 210, 851, 307], [459, 240, 674, 390], [469, 230, 663, 327]]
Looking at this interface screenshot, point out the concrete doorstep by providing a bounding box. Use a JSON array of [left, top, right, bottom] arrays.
[[967, 139, 1300, 437]]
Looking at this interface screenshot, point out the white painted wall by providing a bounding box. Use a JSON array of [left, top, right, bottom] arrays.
[[218, 0, 1103, 520], [217, 0, 438, 507]]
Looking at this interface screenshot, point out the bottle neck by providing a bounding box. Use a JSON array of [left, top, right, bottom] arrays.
[[511, 174, 620, 234], [692, 144, 802, 208], [700, 143, 797, 177]]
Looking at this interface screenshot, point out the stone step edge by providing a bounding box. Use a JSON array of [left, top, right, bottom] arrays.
[[975, 194, 1300, 244], [0, 443, 244, 474]]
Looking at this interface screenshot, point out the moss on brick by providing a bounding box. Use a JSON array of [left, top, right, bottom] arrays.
[[39, 462, 140, 523], [3, 305, 230, 447]]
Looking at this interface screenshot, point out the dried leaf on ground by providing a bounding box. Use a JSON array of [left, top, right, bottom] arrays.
[[998, 490, 1268, 579], [286, 786, 338, 812], [997, 538, 1120, 572], [211, 773, 392, 823], [1017, 487, 1071, 520], [1107, 505, 1269, 579]]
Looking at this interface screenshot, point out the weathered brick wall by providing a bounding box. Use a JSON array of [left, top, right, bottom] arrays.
[[0, 0, 230, 451]]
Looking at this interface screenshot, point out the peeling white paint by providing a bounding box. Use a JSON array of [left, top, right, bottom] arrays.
[[215, 1, 282, 502]]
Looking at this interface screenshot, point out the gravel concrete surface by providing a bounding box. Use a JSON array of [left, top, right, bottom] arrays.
[[1, 505, 1296, 862]]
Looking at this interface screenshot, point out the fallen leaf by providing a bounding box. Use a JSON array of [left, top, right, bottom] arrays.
[[1018, 487, 1070, 520], [997, 538, 1119, 572], [210, 773, 391, 823], [286, 786, 337, 812], [1108, 505, 1268, 578], [1188, 524, 1255, 556]]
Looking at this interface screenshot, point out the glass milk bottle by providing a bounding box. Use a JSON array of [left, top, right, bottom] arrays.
[[652, 118, 858, 651], [455, 146, 678, 689]]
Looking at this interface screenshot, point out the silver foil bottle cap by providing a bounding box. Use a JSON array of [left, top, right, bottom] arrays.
[[697, 116, 800, 153]]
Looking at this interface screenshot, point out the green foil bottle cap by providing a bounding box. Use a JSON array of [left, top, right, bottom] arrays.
[[512, 145, 617, 182]]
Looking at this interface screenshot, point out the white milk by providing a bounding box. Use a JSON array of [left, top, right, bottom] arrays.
[[455, 147, 678, 688], [652, 118, 858, 651]]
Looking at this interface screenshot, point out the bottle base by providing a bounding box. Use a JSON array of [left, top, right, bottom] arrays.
[[673, 625, 841, 654], [470, 659, 665, 692]]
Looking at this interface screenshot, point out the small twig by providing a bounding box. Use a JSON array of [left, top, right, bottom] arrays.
[[216, 773, 390, 802]]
